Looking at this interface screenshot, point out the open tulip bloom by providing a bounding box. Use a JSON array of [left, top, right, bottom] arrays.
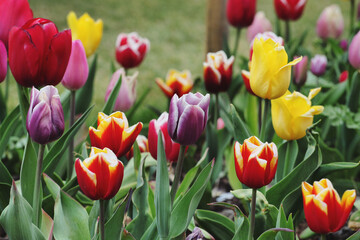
[[156, 69, 193, 98]]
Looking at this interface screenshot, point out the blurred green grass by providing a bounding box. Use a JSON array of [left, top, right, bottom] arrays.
[[7, 0, 350, 123]]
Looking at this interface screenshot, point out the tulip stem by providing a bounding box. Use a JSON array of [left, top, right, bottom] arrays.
[[170, 145, 186, 204], [99, 199, 105, 240], [258, 98, 262, 135], [214, 94, 219, 126], [67, 90, 76, 181], [259, 99, 269, 141], [248, 188, 257, 240], [33, 144, 45, 227], [285, 21, 290, 43], [320, 234, 326, 240], [233, 28, 241, 60]]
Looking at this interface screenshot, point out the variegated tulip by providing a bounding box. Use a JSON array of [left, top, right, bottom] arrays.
[[156, 69, 193, 98]]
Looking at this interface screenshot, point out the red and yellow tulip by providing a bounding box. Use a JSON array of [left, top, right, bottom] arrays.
[[156, 69, 193, 98]]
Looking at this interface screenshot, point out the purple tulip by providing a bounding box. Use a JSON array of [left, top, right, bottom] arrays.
[[27, 86, 64, 144], [340, 39, 348, 51], [247, 11, 272, 43], [61, 40, 89, 90], [348, 31, 360, 69], [293, 55, 308, 86], [168, 92, 210, 145], [0, 41, 6, 83], [105, 68, 137, 112], [316, 5, 344, 40], [310, 55, 327, 77], [185, 227, 209, 240]]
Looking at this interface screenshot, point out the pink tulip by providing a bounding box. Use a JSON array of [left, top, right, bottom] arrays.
[[310, 55, 327, 77], [247, 12, 272, 42], [348, 31, 360, 69], [293, 56, 308, 87], [0, 41, 6, 83], [316, 5, 344, 40]]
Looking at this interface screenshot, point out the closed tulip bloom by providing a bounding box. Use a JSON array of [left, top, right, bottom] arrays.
[[75, 147, 124, 200], [105, 68, 137, 112], [348, 31, 360, 69], [61, 40, 89, 90], [271, 88, 324, 140], [302, 179, 356, 234], [148, 112, 181, 162], [250, 37, 302, 99], [125, 135, 149, 160], [234, 136, 278, 189], [0, 41, 6, 83], [168, 92, 210, 145], [293, 55, 308, 87], [316, 5, 344, 40], [249, 31, 284, 61], [0, 0, 33, 48], [67, 11, 103, 57], [247, 12, 272, 42], [156, 69, 193, 98], [89, 112, 143, 158], [203, 51, 234, 93], [339, 71, 348, 83], [9, 18, 72, 88], [274, 0, 307, 21], [310, 55, 327, 77], [340, 39, 348, 51], [115, 32, 150, 69], [27, 86, 64, 144], [226, 0, 256, 28]]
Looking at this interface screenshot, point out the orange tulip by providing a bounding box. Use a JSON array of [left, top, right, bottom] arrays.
[[234, 136, 278, 189], [302, 179, 356, 234], [156, 69, 193, 98], [89, 112, 142, 158], [75, 147, 124, 200]]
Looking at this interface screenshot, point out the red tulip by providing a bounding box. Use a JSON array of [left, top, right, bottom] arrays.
[[0, 41, 6, 83], [9, 18, 72, 87], [339, 71, 348, 83], [226, 0, 256, 28], [125, 135, 149, 160], [274, 0, 307, 21]]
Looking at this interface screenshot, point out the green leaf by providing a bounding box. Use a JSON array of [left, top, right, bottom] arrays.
[[0, 183, 11, 213], [126, 87, 151, 120], [275, 205, 294, 240], [299, 227, 315, 239], [257, 228, 293, 240], [245, 94, 259, 135], [276, 140, 298, 182], [133, 141, 141, 173], [140, 221, 158, 240], [316, 81, 347, 105], [230, 104, 251, 143], [315, 162, 360, 178], [0, 106, 21, 160], [346, 71, 360, 112], [16, 84, 29, 132], [41, 210, 54, 240], [195, 209, 234, 239]]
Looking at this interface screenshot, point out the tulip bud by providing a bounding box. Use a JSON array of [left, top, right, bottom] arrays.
[[316, 5, 344, 40], [340, 39, 348, 51], [226, 0, 257, 28], [249, 31, 284, 61], [0, 41, 6, 83], [293, 55, 308, 87], [186, 227, 208, 240], [217, 118, 225, 130], [115, 32, 150, 69], [61, 40, 89, 91], [168, 92, 210, 145], [302, 179, 356, 234], [75, 147, 124, 200], [339, 71, 348, 83], [247, 12, 272, 42], [203, 51, 234, 93], [348, 31, 360, 69], [274, 0, 307, 21], [125, 135, 149, 160], [156, 69, 193, 98], [234, 136, 278, 189], [148, 112, 181, 162], [27, 86, 64, 144], [310, 55, 327, 77], [105, 69, 137, 112]]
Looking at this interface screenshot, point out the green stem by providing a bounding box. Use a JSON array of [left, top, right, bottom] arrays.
[[259, 99, 269, 141], [283, 141, 291, 177], [213, 94, 219, 126], [350, 0, 355, 37], [285, 21, 290, 43], [248, 188, 257, 240], [233, 28, 241, 60], [170, 145, 186, 204], [275, 17, 282, 36], [320, 234, 326, 240], [99, 199, 105, 240], [257, 98, 262, 136], [67, 90, 76, 180], [5, 64, 9, 102], [32, 144, 45, 227]]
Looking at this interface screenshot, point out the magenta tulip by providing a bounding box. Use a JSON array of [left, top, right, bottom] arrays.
[[0, 41, 6, 83], [349, 31, 360, 69], [293, 55, 308, 86], [310, 55, 327, 77]]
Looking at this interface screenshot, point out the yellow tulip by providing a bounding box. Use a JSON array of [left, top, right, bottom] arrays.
[[250, 37, 302, 99], [271, 88, 324, 140], [67, 11, 103, 57]]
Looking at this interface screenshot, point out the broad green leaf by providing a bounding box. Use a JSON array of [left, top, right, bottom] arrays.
[[231, 104, 251, 143], [225, 145, 242, 190], [299, 227, 315, 239], [276, 140, 298, 182], [257, 228, 293, 240], [101, 74, 122, 115], [316, 81, 346, 105], [275, 205, 294, 240], [16, 84, 29, 131], [245, 94, 259, 135], [0, 106, 21, 161], [89, 201, 99, 238], [195, 209, 234, 239], [126, 87, 151, 120], [41, 210, 54, 240], [133, 142, 141, 173], [316, 162, 360, 178], [140, 221, 158, 240], [346, 229, 360, 239], [211, 128, 232, 184]]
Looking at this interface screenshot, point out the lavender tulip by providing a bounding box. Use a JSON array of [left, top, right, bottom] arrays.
[[27, 86, 64, 144], [293, 55, 308, 87], [168, 92, 210, 145], [0, 41, 6, 83], [310, 55, 327, 77], [349, 31, 360, 69]]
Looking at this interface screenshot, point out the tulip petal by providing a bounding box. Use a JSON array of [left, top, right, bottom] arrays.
[[176, 105, 205, 145], [75, 159, 97, 200], [148, 119, 159, 160], [308, 88, 321, 100], [242, 155, 267, 188], [118, 122, 143, 157], [168, 94, 179, 139], [156, 78, 174, 98], [28, 101, 52, 145]]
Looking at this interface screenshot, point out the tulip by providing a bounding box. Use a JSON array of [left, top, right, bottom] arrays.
[[310, 55, 327, 77], [249, 37, 301, 99], [168, 92, 210, 145], [9, 18, 72, 88], [186, 227, 209, 240], [247, 12, 272, 42], [274, 0, 307, 21], [156, 69, 193, 98], [105, 68, 137, 112], [226, 0, 256, 28], [348, 31, 360, 69], [302, 179, 356, 234], [316, 5, 344, 40], [0, 0, 33, 48], [61, 40, 89, 90], [89, 112, 143, 158], [115, 32, 150, 69], [27, 86, 64, 144], [340, 39, 348, 51], [241, 70, 255, 95], [67, 11, 103, 57], [75, 147, 124, 200], [148, 112, 181, 162], [249, 31, 284, 61], [217, 118, 225, 130], [234, 136, 278, 189], [293, 56, 308, 87], [0, 41, 6, 83], [203, 51, 234, 93], [125, 135, 149, 160], [271, 88, 324, 140], [339, 71, 348, 83]]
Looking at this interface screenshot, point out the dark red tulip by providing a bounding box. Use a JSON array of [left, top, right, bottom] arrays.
[[226, 0, 256, 28], [274, 0, 307, 21], [9, 18, 72, 87]]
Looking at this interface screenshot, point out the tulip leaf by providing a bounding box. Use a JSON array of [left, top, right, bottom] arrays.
[[275, 140, 298, 182], [16, 84, 30, 132], [245, 94, 259, 135], [347, 229, 360, 240], [102, 74, 122, 115], [346, 71, 360, 112], [169, 160, 214, 238], [133, 141, 141, 173], [316, 81, 346, 105], [299, 227, 316, 239], [0, 106, 20, 163], [75, 54, 97, 114], [43, 174, 91, 240], [230, 104, 251, 143], [42, 105, 93, 175], [126, 87, 151, 121], [140, 221, 158, 240], [0, 182, 46, 240], [155, 132, 171, 239], [315, 162, 360, 178], [41, 210, 54, 240], [0, 183, 11, 213], [256, 228, 293, 240], [275, 205, 294, 240]]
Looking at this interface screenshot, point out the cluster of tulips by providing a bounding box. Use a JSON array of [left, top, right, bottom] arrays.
[[0, 0, 359, 240]]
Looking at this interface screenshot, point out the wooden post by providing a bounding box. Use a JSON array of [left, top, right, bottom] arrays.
[[206, 0, 228, 54]]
